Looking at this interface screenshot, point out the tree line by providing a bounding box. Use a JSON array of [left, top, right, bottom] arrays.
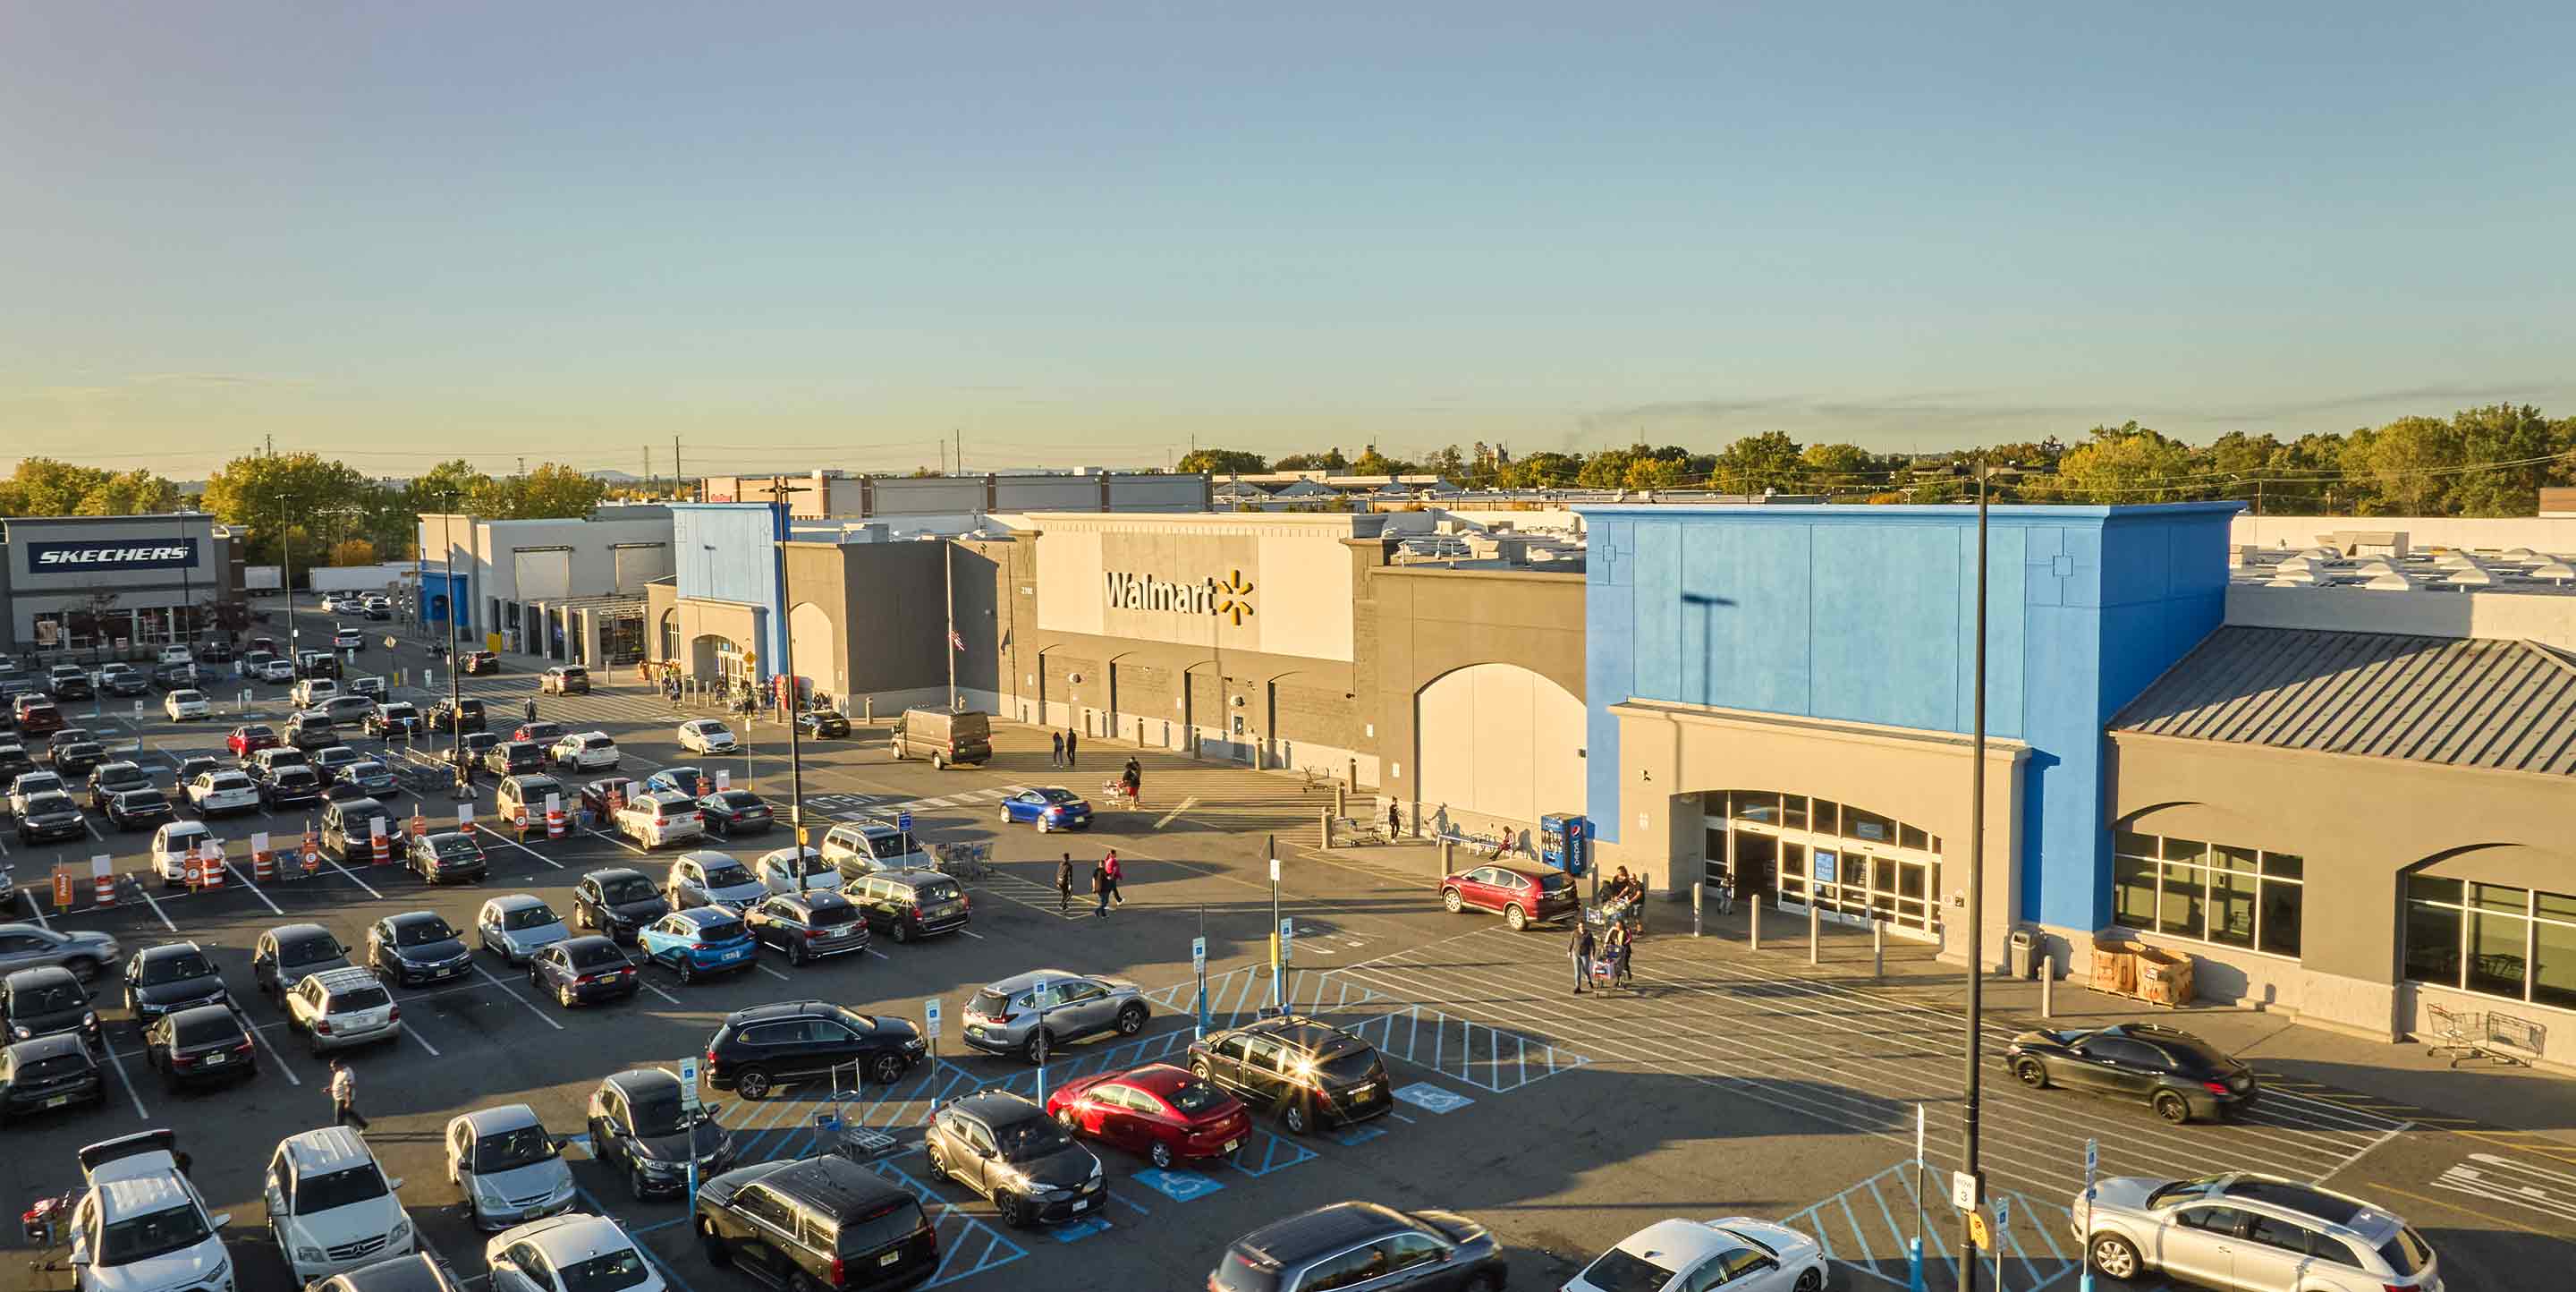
[[1178, 403, 2576, 515]]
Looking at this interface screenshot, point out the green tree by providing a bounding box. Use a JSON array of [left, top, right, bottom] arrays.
[[1350, 445, 1413, 476], [1623, 455, 1689, 489], [2048, 421, 2196, 502], [1575, 446, 1634, 489], [1711, 431, 1804, 493], [1176, 448, 1267, 476], [1503, 452, 1582, 489], [2358, 415, 2462, 515], [1273, 448, 1349, 472], [200, 452, 377, 565], [406, 459, 496, 512], [0, 458, 182, 517], [2448, 404, 2563, 516], [1797, 442, 1878, 492]]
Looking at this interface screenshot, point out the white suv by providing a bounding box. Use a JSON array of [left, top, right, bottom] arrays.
[[284, 966, 402, 1056], [71, 1129, 236, 1292], [264, 1127, 413, 1283], [550, 732, 620, 772], [291, 678, 339, 708], [614, 790, 704, 849]]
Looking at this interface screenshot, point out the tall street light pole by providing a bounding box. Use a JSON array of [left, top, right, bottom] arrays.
[[1957, 457, 1991, 1292], [443, 507, 467, 787], [752, 484, 812, 855]]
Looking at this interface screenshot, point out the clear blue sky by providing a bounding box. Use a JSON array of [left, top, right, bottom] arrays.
[[4, 2, 2571, 478]]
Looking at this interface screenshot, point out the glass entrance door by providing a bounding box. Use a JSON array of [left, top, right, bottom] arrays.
[[1702, 790, 1942, 939]]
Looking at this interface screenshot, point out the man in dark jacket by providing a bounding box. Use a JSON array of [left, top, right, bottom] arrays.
[[1569, 920, 1597, 995], [1056, 853, 1074, 914]]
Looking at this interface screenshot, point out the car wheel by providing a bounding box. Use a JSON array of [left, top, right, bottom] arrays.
[[2012, 1058, 2049, 1089], [1441, 888, 1463, 914], [574, 906, 590, 930], [1191, 1058, 1214, 1082], [869, 1053, 904, 1085], [1038, 818, 1051, 834], [1467, 1274, 1505, 1292], [1791, 1270, 1822, 1292], [628, 1164, 653, 1203], [2153, 1091, 2191, 1125], [1115, 1003, 1146, 1036], [697, 1220, 731, 1267], [1281, 1097, 1311, 1135], [924, 1145, 949, 1182], [65, 956, 101, 982], [676, 958, 697, 984], [2089, 1233, 2141, 1281], [1025, 1030, 1050, 1065], [1504, 904, 1528, 931], [931, 753, 947, 770], [790, 1273, 826, 1292], [891, 921, 911, 944], [784, 939, 806, 966], [1148, 1140, 1174, 1169], [999, 807, 1011, 824], [996, 1192, 1030, 1228], [736, 1067, 772, 1101]]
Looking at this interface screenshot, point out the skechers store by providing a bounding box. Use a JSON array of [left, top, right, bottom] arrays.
[[1580, 503, 2237, 965], [0, 514, 242, 654]]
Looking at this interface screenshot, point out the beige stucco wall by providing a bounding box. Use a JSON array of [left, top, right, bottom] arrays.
[[1364, 564, 1588, 833], [1604, 700, 2028, 968], [1029, 513, 1381, 663], [2107, 731, 2576, 1056]]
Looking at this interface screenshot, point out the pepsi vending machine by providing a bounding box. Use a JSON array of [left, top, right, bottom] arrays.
[[1539, 813, 1591, 878]]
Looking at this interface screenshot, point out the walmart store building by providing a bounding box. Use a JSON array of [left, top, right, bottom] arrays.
[[1581, 503, 2576, 1063]]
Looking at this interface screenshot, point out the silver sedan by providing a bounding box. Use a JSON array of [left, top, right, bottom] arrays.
[[476, 894, 573, 965]]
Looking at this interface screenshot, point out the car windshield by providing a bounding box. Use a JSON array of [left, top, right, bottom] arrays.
[[13, 980, 83, 1013], [716, 792, 761, 810], [1038, 789, 1078, 803], [297, 1164, 391, 1213], [172, 1013, 244, 1046], [394, 919, 456, 947], [120, 791, 169, 811], [172, 691, 202, 703], [970, 990, 1010, 1016], [502, 905, 560, 931], [275, 769, 317, 786], [2157, 1033, 2234, 1072], [331, 985, 392, 1012], [96, 1204, 213, 1266], [570, 943, 628, 970], [806, 897, 856, 923], [29, 793, 74, 814], [139, 951, 213, 985], [600, 876, 657, 904], [281, 935, 342, 965], [16, 775, 61, 794], [864, 833, 909, 860], [1165, 1078, 1229, 1115], [2379, 1226, 2433, 1276], [99, 768, 147, 788], [992, 1115, 1073, 1161], [19, 1052, 89, 1081], [472, 1126, 557, 1172], [629, 1092, 689, 1137], [1315, 1045, 1378, 1084], [433, 837, 479, 859], [350, 762, 387, 778], [779, 852, 831, 877], [703, 863, 754, 888], [208, 774, 251, 790], [556, 1246, 651, 1292], [1577, 1248, 1681, 1292], [2145, 1176, 2225, 1207]]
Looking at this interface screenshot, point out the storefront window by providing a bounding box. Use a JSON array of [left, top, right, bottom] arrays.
[[1732, 792, 1778, 825], [2113, 829, 2303, 958], [1777, 795, 1808, 830], [2404, 879, 2576, 1010], [1809, 800, 1839, 836], [1843, 808, 1894, 845]]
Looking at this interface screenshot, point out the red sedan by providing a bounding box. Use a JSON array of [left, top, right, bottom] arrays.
[[1043, 1062, 1251, 1169], [226, 724, 279, 759]]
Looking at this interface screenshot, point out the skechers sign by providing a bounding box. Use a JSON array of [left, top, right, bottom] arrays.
[[28, 539, 200, 574]]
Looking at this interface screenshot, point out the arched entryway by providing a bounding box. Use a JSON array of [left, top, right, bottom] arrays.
[[1702, 790, 1945, 939], [789, 601, 835, 701], [1414, 663, 1583, 847], [658, 610, 680, 667], [692, 633, 750, 684]]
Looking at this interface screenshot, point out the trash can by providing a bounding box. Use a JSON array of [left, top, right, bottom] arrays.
[[2008, 928, 2038, 980]]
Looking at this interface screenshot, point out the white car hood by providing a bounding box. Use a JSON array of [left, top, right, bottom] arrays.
[[84, 1239, 227, 1292], [1708, 1219, 1819, 1263], [285, 1198, 404, 1252]]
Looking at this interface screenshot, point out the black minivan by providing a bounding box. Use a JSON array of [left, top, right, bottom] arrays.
[[695, 1155, 938, 1291]]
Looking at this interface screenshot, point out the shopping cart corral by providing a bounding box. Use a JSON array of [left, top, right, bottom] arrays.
[[929, 839, 991, 880], [2425, 1002, 2546, 1068]]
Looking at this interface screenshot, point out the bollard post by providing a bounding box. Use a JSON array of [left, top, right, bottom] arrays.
[[1437, 839, 1453, 882], [863, 696, 874, 724], [1318, 811, 1330, 850], [1334, 784, 1345, 817], [2041, 965, 2055, 1018], [1874, 919, 1885, 978], [1749, 896, 1760, 951], [1809, 904, 1821, 965], [1691, 876, 1702, 938]]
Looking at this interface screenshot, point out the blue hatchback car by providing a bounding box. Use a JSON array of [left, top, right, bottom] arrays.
[[1000, 786, 1091, 833], [637, 906, 757, 984]]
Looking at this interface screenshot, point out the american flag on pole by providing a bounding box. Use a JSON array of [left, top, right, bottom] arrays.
[[948, 628, 965, 651]]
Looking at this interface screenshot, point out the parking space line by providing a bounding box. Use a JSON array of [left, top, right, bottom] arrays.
[[226, 863, 285, 914], [132, 881, 179, 932], [242, 1015, 303, 1085], [97, 1035, 150, 1119], [324, 856, 386, 899], [959, 929, 987, 940], [581, 827, 649, 856], [21, 888, 50, 930], [85, 820, 104, 840], [471, 962, 565, 1030], [758, 963, 792, 982], [637, 977, 682, 1005], [406, 1022, 444, 1058]]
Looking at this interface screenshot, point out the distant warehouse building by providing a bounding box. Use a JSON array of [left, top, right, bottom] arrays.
[[697, 470, 1209, 521], [0, 513, 242, 654], [416, 506, 674, 667]]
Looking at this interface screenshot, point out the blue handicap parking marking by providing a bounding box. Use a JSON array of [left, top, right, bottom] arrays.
[[1133, 1168, 1226, 1202], [1228, 1130, 1320, 1177], [1329, 1125, 1386, 1148], [1393, 1082, 1475, 1113], [1051, 1215, 1114, 1243]]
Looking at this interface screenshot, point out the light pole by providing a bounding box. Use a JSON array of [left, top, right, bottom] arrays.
[[750, 484, 812, 859], [441, 506, 467, 791], [1957, 457, 1991, 1292]]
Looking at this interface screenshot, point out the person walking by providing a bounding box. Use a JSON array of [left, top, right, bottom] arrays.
[[1090, 860, 1111, 917], [328, 1058, 369, 1130], [1569, 919, 1597, 995], [1607, 922, 1635, 989], [1386, 802, 1402, 840], [1064, 728, 1079, 769], [1050, 730, 1064, 768], [522, 696, 538, 726], [1055, 853, 1074, 914], [1103, 849, 1124, 906]]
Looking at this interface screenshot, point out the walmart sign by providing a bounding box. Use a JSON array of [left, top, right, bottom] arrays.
[[1102, 568, 1257, 625], [27, 538, 199, 574]]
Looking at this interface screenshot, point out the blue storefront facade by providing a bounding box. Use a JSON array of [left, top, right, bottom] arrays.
[[1579, 502, 2236, 964], [648, 503, 793, 686]]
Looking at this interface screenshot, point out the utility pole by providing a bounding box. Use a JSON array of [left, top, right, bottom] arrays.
[[673, 437, 682, 499], [1958, 457, 1991, 1292], [953, 428, 962, 478], [643, 446, 652, 495]]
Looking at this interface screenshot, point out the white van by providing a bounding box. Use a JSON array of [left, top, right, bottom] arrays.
[[157, 646, 194, 667]]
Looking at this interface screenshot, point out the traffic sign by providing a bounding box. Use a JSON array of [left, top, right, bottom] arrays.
[[897, 811, 912, 832], [1279, 917, 1294, 963], [1192, 936, 1207, 973], [1951, 1169, 1982, 1211], [1966, 1212, 1990, 1250], [1996, 1194, 2011, 1229], [678, 1057, 701, 1111], [924, 999, 942, 1039]]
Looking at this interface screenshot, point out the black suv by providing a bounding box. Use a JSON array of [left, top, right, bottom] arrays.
[[483, 740, 544, 776], [3, 965, 101, 1050], [1211, 1201, 1506, 1292], [587, 1067, 735, 1201], [743, 892, 870, 965], [1188, 1016, 1394, 1135], [925, 1092, 1105, 1228], [846, 869, 970, 944], [428, 698, 487, 735], [2004, 1022, 2258, 1124], [123, 942, 231, 1024], [572, 867, 670, 942], [706, 999, 926, 1101], [695, 1155, 938, 1291]]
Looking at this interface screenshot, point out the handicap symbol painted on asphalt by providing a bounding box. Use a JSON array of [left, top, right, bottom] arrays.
[[1052, 1215, 1114, 1243], [1133, 1169, 1226, 1202], [1393, 1083, 1475, 1114], [1330, 1126, 1386, 1148]]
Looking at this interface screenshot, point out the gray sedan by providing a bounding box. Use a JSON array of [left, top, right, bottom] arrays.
[[960, 969, 1150, 1064], [476, 895, 572, 965], [0, 922, 121, 980]]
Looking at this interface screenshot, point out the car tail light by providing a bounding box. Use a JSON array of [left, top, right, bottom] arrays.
[[388, 1005, 401, 1022], [234, 1040, 254, 1054], [172, 1051, 197, 1067], [706, 1047, 717, 1067], [576, 973, 598, 985], [313, 1019, 332, 1035], [827, 1256, 843, 1288], [804, 927, 823, 939], [2201, 1080, 2230, 1095]]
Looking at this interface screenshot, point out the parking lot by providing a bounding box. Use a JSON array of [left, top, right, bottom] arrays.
[[5, 604, 2572, 1292]]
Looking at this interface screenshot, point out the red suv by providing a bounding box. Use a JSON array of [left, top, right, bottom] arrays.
[[1439, 862, 1577, 931], [226, 724, 279, 758], [13, 699, 64, 737]]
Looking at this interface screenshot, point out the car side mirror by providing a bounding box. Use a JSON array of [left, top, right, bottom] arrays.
[[386, 1177, 404, 1192], [208, 1212, 233, 1230]]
